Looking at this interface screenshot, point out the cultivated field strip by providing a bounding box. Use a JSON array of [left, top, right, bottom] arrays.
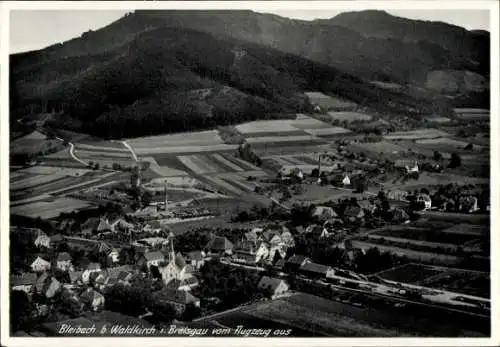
[[74, 143, 129, 152], [351, 240, 461, 265], [128, 130, 224, 148], [211, 153, 244, 172], [11, 197, 92, 219], [303, 127, 352, 136], [74, 149, 133, 158], [10, 173, 68, 191], [224, 155, 261, 171], [327, 111, 373, 122], [178, 155, 206, 174], [384, 129, 450, 140], [246, 135, 321, 144], [305, 92, 358, 110], [140, 157, 189, 177], [203, 175, 244, 195], [133, 144, 239, 155]]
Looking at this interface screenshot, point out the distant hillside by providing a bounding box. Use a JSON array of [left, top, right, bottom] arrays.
[[326, 10, 489, 76], [10, 10, 489, 139]]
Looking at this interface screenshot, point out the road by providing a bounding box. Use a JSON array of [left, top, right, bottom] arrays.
[[68, 142, 90, 167], [122, 141, 139, 162]]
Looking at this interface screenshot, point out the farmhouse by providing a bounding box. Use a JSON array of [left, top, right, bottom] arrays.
[[31, 256, 51, 273], [34, 231, 51, 249], [258, 276, 289, 299], [11, 273, 37, 293], [55, 252, 73, 271]]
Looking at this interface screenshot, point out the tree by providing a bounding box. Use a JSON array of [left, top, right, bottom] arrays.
[[449, 153, 462, 168], [180, 303, 201, 321], [311, 168, 320, 178], [10, 290, 35, 333], [433, 150, 443, 161]]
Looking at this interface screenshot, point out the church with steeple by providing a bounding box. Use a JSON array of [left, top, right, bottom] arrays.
[[158, 232, 197, 290]]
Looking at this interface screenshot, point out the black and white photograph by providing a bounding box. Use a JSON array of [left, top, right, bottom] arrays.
[[1, 1, 498, 346]]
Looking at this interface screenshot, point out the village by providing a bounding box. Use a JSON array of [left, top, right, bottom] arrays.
[[9, 83, 491, 336]]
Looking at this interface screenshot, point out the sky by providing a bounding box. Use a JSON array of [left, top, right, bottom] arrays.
[[8, 9, 491, 54]]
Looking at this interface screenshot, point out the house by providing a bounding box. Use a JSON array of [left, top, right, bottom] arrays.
[[152, 289, 200, 314], [306, 224, 330, 239], [34, 231, 51, 249], [311, 206, 338, 221], [49, 234, 64, 247], [80, 288, 105, 311], [232, 241, 269, 264], [68, 270, 83, 285], [205, 236, 234, 255], [258, 276, 289, 299], [41, 277, 62, 298], [93, 241, 112, 255], [116, 271, 134, 286], [299, 262, 333, 279], [261, 230, 283, 247], [280, 231, 295, 248], [387, 190, 409, 201], [279, 166, 304, 180], [35, 272, 49, 293], [11, 273, 37, 294], [283, 255, 310, 273], [358, 200, 378, 214], [186, 251, 206, 270], [342, 205, 365, 221], [395, 160, 419, 174], [31, 256, 51, 273], [244, 230, 259, 244], [342, 174, 351, 186], [116, 219, 134, 232], [82, 263, 102, 284], [142, 251, 165, 269], [97, 218, 113, 233], [417, 194, 432, 211], [107, 248, 120, 264], [56, 219, 75, 234], [56, 252, 73, 271], [341, 248, 366, 268], [81, 218, 100, 236], [143, 220, 163, 234]]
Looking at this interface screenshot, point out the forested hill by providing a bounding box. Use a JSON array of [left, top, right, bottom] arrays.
[[10, 10, 488, 139], [11, 25, 433, 139]]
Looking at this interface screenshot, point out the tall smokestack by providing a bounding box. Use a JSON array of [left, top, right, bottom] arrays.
[[164, 180, 168, 212]]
